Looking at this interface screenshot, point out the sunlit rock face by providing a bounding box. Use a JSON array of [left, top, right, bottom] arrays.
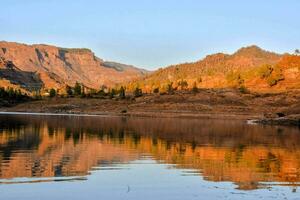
[[0, 41, 147, 90], [0, 115, 300, 190]]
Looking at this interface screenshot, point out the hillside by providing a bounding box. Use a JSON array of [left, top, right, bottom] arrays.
[[1, 42, 299, 94], [0, 41, 147, 92], [127, 46, 300, 93]]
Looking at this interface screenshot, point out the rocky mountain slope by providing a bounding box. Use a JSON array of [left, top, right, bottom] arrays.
[[0, 41, 147, 91], [1, 42, 299, 94], [128, 46, 300, 93], [0, 56, 43, 92]]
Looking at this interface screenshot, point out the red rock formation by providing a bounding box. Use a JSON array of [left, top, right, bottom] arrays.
[[0, 41, 147, 90]]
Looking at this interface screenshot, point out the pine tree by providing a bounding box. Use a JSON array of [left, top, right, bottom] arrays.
[[192, 82, 198, 93], [119, 86, 126, 99], [74, 82, 82, 96], [66, 85, 73, 96], [49, 88, 56, 97], [134, 87, 142, 97]]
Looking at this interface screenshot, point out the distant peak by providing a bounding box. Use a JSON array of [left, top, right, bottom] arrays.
[[242, 45, 261, 50], [235, 45, 263, 54], [233, 45, 279, 58]]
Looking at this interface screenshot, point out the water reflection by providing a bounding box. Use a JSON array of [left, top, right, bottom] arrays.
[[0, 114, 300, 190]]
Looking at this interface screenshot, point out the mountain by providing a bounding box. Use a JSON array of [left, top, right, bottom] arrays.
[[0, 41, 147, 91], [127, 46, 300, 92], [1, 42, 299, 94]]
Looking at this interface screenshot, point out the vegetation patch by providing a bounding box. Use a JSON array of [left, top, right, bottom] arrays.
[[0, 87, 31, 107], [257, 64, 285, 86]]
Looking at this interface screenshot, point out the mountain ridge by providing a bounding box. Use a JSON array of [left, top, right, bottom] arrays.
[[0, 41, 147, 91], [0, 41, 299, 94], [126, 45, 299, 92]]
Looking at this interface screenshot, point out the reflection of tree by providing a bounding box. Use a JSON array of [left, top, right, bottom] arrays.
[[0, 115, 300, 190]]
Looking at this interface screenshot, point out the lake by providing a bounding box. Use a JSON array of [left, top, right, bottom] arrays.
[[0, 113, 299, 200]]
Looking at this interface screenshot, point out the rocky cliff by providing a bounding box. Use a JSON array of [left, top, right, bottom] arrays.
[[0, 41, 147, 91], [0, 56, 43, 92]]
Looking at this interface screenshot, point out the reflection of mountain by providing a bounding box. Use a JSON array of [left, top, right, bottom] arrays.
[[0, 115, 300, 190], [0, 124, 138, 178]]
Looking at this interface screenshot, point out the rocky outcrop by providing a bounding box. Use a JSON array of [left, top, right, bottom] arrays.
[[0, 41, 147, 90], [254, 115, 300, 126], [0, 57, 43, 91]]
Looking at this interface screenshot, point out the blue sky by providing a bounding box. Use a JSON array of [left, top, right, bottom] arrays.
[[1, 0, 299, 70]]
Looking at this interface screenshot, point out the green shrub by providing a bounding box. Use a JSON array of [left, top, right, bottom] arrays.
[[109, 88, 116, 98], [239, 85, 249, 94], [65, 85, 73, 96], [80, 89, 86, 98], [192, 82, 198, 93], [177, 79, 188, 90], [167, 82, 174, 94], [153, 88, 159, 93], [74, 82, 82, 96], [134, 87, 143, 97], [119, 86, 126, 99], [49, 88, 56, 97], [97, 88, 106, 96]]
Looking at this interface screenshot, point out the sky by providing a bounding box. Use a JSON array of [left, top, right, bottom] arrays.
[[0, 0, 299, 70]]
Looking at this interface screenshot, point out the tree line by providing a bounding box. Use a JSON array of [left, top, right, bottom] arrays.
[[0, 87, 30, 106], [45, 79, 202, 99]]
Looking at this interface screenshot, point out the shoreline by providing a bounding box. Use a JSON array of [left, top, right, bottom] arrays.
[[0, 110, 297, 127], [0, 89, 299, 126], [0, 110, 258, 120]]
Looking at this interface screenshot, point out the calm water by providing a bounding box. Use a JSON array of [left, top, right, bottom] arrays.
[[0, 114, 300, 200]]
